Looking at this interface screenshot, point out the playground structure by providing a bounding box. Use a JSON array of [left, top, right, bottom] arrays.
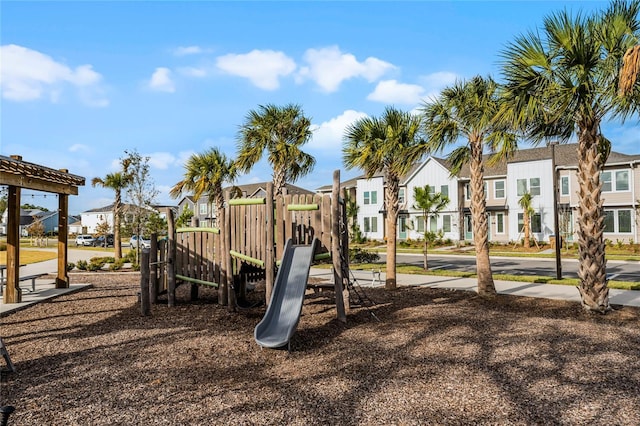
[[140, 171, 350, 322]]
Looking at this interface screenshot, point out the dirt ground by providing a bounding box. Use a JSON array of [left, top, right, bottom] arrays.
[[1, 272, 639, 426]]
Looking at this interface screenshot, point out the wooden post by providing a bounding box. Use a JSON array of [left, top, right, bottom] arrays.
[[166, 208, 176, 307], [340, 193, 351, 314], [189, 217, 198, 301], [225, 196, 235, 312], [4, 182, 21, 303], [140, 248, 150, 316], [56, 191, 69, 288], [265, 182, 275, 305], [331, 170, 347, 322], [150, 233, 158, 304], [218, 207, 228, 306]]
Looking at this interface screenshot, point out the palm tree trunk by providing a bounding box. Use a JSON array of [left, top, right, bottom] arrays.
[[575, 125, 610, 313], [470, 138, 496, 296], [523, 211, 530, 248], [114, 191, 122, 260], [273, 167, 286, 196], [385, 175, 399, 290]]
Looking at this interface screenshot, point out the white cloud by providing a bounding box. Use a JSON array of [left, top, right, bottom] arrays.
[[216, 49, 296, 90], [178, 66, 208, 78], [367, 80, 425, 104], [148, 152, 178, 169], [419, 71, 459, 100], [309, 110, 368, 152], [297, 46, 396, 92], [148, 67, 175, 93], [69, 144, 91, 153], [0, 44, 108, 106], [173, 46, 207, 56]]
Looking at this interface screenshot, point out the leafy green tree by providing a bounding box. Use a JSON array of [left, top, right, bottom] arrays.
[[20, 203, 49, 212], [122, 150, 158, 261], [92, 172, 132, 259], [343, 106, 426, 290], [518, 191, 534, 248], [236, 104, 316, 196], [413, 186, 449, 270], [499, 0, 640, 313], [176, 205, 194, 228], [146, 211, 168, 237], [344, 191, 363, 243], [170, 147, 237, 227], [422, 75, 517, 297]]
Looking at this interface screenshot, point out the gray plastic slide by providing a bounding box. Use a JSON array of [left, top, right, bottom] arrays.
[[254, 238, 318, 349]]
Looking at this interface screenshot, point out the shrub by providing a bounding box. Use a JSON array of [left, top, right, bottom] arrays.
[[66, 262, 75, 271], [109, 259, 125, 271], [349, 247, 380, 264], [76, 260, 88, 270], [86, 262, 102, 272]]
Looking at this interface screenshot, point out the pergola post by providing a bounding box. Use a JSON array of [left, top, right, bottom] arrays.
[[5, 183, 22, 303], [56, 191, 70, 288]]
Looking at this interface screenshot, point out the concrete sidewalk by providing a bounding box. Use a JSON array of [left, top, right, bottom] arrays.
[[309, 268, 640, 308]]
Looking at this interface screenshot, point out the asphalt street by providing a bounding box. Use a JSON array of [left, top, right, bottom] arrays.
[[382, 252, 640, 283]]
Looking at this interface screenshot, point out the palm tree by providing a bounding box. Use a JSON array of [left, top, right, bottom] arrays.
[[343, 106, 427, 290], [92, 172, 131, 260], [499, 0, 640, 313], [518, 191, 534, 249], [236, 104, 316, 196], [422, 76, 517, 297], [413, 185, 450, 270], [170, 148, 237, 227]]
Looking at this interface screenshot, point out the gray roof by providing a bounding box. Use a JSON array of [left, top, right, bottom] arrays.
[[457, 143, 640, 178]]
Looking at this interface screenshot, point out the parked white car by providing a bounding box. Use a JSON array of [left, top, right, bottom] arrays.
[[75, 235, 95, 246], [129, 235, 151, 249]]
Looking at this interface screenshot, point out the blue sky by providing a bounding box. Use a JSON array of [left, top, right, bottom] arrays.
[[2, 1, 637, 215]]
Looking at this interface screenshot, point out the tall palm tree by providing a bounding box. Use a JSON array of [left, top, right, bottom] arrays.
[[343, 106, 427, 290], [500, 0, 640, 313], [422, 76, 517, 297], [518, 191, 534, 249], [236, 104, 316, 196], [92, 172, 131, 260], [170, 148, 237, 227], [413, 185, 450, 270]]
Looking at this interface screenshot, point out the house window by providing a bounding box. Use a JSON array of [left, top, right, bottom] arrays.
[[529, 178, 541, 196], [560, 176, 569, 196], [398, 188, 405, 204], [199, 203, 207, 215], [517, 179, 528, 196], [364, 217, 378, 233], [440, 185, 449, 197], [371, 191, 377, 204], [517, 178, 540, 196], [484, 182, 488, 199], [429, 216, 437, 232], [604, 209, 632, 233], [601, 170, 630, 192], [465, 183, 471, 200], [616, 171, 630, 191], [417, 217, 425, 233], [494, 180, 505, 199], [364, 192, 370, 205], [442, 215, 451, 232], [496, 213, 504, 234], [518, 212, 541, 233]]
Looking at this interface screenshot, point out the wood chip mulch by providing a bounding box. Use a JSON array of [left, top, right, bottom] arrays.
[[1, 273, 639, 425]]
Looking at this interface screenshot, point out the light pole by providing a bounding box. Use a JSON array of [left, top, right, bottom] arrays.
[[551, 142, 562, 279]]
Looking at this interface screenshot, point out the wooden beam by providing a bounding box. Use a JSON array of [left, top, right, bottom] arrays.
[[332, 170, 346, 323], [0, 172, 79, 195]]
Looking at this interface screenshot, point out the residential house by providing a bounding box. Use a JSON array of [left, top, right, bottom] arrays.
[[177, 182, 314, 228], [343, 143, 640, 244]]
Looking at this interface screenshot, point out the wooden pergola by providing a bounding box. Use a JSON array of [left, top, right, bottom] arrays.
[[0, 155, 85, 303]]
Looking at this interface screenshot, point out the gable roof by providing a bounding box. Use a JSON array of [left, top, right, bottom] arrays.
[[457, 143, 640, 178]]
